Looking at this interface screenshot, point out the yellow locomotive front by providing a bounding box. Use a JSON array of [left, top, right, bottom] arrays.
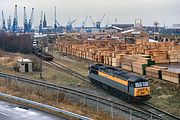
[[133, 81, 151, 101], [134, 87, 150, 96]]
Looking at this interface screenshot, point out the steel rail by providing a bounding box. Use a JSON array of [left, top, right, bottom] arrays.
[[46, 61, 90, 82], [142, 102, 180, 120]]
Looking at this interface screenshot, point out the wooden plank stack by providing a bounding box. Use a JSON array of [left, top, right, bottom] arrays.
[[145, 50, 169, 63], [112, 54, 124, 67], [168, 50, 180, 62], [162, 70, 180, 84], [132, 62, 148, 75], [122, 54, 155, 73], [122, 55, 136, 71], [146, 65, 168, 79], [132, 55, 155, 75]]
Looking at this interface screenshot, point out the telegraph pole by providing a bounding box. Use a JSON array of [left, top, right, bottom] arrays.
[[40, 39, 43, 79]]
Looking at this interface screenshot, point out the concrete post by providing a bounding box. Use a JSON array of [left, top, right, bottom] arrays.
[[129, 109, 132, 120], [56, 88, 59, 104], [96, 98, 99, 112], [111, 103, 113, 119], [83, 95, 86, 105]]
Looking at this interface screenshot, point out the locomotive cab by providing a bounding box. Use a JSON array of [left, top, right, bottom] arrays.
[[128, 76, 151, 101], [130, 81, 150, 96]]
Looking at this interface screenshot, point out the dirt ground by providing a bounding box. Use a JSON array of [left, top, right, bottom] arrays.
[[148, 78, 180, 117]]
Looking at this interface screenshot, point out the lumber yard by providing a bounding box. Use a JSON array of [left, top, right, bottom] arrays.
[[0, 2, 180, 120]]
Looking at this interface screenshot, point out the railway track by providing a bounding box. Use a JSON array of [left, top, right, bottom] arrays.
[[0, 72, 166, 120], [46, 61, 90, 83], [142, 103, 180, 120], [45, 61, 180, 120]]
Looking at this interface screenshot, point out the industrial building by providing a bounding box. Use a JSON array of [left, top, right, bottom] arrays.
[[17, 58, 33, 72]]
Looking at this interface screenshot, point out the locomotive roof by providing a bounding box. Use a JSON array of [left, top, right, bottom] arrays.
[[91, 64, 147, 82]]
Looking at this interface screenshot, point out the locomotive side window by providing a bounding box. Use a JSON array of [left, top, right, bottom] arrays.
[[130, 82, 135, 87], [91, 68, 98, 75]]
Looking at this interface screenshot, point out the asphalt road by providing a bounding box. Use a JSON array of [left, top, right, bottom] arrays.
[[0, 100, 67, 120]]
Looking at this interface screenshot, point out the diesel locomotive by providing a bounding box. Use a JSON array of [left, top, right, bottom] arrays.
[[88, 64, 151, 102]]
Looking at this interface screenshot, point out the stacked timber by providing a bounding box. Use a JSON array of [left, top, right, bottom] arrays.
[[168, 50, 180, 62], [104, 57, 112, 66], [132, 56, 155, 75], [102, 50, 112, 65], [132, 62, 148, 75], [145, 50, 169, 63], [114, 45, 126, 51], [135, 38, 148, 44], [146, 65, 168, 79], [55, 39, 180, 68], [122, 55, 136, 71], [161, 70, 180, 84], [122, 54, 155, 73], [112, 54, 124, 67]]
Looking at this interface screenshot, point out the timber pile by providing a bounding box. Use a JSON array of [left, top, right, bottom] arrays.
[[135, 42, 175, 54], [132, 55, 155, 75], [55, 40, 126, 66], [55, 39, 179, 65], [161, 70, 180, 84], [122, 54, 155, 74], [146, 65, 168, 79], [135, 37, 148, 44], [145, 50, 169, 63], [168, 50, 180, 62], [112, 54, 124, 67], [132, 62, 148, 75], [122, 55, 138, 71]]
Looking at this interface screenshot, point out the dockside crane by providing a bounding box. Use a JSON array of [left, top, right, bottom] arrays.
[[54, 6, 57, 30], [23, 7, 28, 33], [82, 15, 88, 28], [28, 8, 34, 32], [89, 14, 105, 29], [154, 21, 159, 33], [39, 11, 43, 34], [105, 17, 109, 28], [7, 16, 11, 30], [96, 14, 105, 29], [66, 18, 77, 33], [12, 5, 18, 32], [43, 13, 47, 28], [89, 16, 96, 27], [1, 10, 6, 31], [53, 6, 63, 33]]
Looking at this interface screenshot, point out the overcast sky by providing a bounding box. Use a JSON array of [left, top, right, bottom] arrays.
[[0, 0, 179, 27]]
